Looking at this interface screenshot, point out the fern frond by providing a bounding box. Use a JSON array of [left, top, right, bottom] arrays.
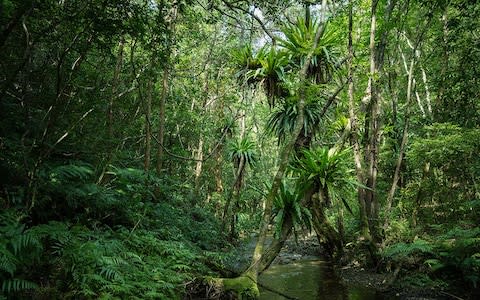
[[1, 278, 37, 293]]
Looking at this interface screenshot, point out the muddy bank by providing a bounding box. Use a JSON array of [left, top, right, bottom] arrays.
[[336, 266, 466, 300]]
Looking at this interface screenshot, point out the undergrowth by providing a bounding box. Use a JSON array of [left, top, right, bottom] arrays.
[[382, 225, 480, 291], [0, 163, 230, 299]]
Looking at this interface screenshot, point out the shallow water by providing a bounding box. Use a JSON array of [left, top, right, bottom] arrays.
[[258, 260, 392, 300]]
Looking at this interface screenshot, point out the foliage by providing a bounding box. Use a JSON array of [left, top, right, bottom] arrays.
[[228, 137, 258, 169], [403, 123, 480, 224], [266, 94, 325, 144], [0, 0, 479, 297], [0, 210, 41, 297], [382, 226, 480, 289], [0, 162, 229, 298], [290, 147, 358, 202], [279, 17, 340, 83], [245, 46, 290, 106], [273, 181, 312, 240]]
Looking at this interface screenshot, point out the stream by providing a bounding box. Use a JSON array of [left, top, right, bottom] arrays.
[[258, 259, 394, 300]]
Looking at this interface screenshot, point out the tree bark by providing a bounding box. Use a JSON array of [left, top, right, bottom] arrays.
[[108, 37, 125, 143], [347, 0, 370, 240], [365, 0, 381, 243], [156, 3, 178, 175], [156, 67, 168, 175], [384, 48, 416, 229], [258, 211, 293, 273], [144, 79, 153, 171]]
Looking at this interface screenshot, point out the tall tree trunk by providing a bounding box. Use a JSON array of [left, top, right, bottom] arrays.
[[144, 79, 153, 171], [384, 49, 416, 230], [156, 4, 177, 175], [347, 0, 379, 266], [213, 95, 226, 195], [436, 7, 449, 108], [258, 211, 293, 273], [97, 37, 124, 184], [156, 67, 167, 175], [347, 0, 370, 240], [365, 0, 381, 243], [214, 146, 224, 194], [108, 37, 125, 143]]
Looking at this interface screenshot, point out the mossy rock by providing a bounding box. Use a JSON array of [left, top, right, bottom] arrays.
[[206, 275, 260, 299]]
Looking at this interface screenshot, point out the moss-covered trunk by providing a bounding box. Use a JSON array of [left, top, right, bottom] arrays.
[[308, 187, 343, 260]]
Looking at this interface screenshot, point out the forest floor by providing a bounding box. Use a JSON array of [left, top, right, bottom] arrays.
[[337, 266, 453, 300]]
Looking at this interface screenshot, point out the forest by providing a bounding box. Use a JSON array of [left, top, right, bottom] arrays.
[[0, 0, 479, 299]]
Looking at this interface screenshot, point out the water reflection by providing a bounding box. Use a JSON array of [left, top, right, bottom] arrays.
[[258, 260, 388, 300]]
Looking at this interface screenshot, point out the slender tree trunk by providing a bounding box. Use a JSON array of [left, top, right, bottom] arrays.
[[258, 212, 293, 273], [144, 79, 153, 171], [222, 156, 245, 234], [347, 0, 370, 240], [213, 98, 225, 195], [98, 36, 125, 184], [108, 37, 125, 143], [384, 51, 416, 229], [156, 4, 178, 175], [365, 0, 381, 243], [156, 67, 167, 175], [194, 137, 204, 190], [214, 149, 224, 193], [436, 8, 449, 108]]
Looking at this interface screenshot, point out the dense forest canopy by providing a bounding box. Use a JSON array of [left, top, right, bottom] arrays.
[[0, 0, 479, 299]]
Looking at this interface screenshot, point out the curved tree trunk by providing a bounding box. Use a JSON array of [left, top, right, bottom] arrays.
[[210, 2, 329, 297]]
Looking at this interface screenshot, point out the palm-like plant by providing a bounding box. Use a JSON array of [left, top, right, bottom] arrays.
[[256, 180, 312, 272], [266, 96, 325, 147], [273, 181, 312, 241], [279, 17, 340, 84], [290, 147, 358, 258], [233, 45, 290, 104], [228, 137, 257, 170], [245, 46, 290, 107], [223, 137, 258, 239], [291, 147, 357, 204], [231, 44, 263, 85]]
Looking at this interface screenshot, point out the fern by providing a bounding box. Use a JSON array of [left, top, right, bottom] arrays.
[[0, 210, 42, 295], [0, 247, 17, 276], [48, 163, 94, 182], [383, 238, 433, 261], [1, 278, 38, 293]]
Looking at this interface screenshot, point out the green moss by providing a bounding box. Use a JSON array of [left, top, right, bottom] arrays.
[[221, 276, 260, 299]]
